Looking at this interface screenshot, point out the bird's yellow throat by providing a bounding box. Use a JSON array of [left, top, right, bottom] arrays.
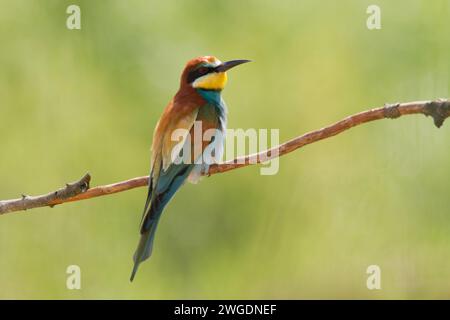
[[193, 72, 228, 90]]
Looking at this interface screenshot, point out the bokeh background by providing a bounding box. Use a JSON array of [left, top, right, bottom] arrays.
[[0, 0, 449, 299]]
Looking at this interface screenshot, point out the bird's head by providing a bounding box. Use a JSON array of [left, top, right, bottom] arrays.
[[181, 56, 250, 91]]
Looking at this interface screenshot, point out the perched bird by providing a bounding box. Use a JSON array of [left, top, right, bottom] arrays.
[[130, 56, 250, 281]]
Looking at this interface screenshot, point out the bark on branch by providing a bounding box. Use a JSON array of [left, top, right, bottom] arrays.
[[1, 99, 449, 215]]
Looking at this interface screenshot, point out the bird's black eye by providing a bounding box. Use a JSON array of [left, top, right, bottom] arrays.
[[187, 66, 213, 83], [197, 67, 209, 75]]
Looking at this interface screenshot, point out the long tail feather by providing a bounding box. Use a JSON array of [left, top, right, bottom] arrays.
[[130, 204, 162, 282], [130, 164, 193, 281], [130, 259, 140, 282]]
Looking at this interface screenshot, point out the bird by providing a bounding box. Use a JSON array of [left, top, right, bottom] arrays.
[[130, 56, 250, 281]]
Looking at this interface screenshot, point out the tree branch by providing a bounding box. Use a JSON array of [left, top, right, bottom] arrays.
[[1, 99, 449, 215]]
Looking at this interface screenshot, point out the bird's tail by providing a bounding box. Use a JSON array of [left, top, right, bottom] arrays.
[[130, 214, 161, 281], [130, 203, 163, 282], [130, 164, 194, 282]]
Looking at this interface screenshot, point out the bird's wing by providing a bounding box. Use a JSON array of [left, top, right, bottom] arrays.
[[160, 109, 199, 172], [150, 97, 201, 172], [139, 102, 200, 230]]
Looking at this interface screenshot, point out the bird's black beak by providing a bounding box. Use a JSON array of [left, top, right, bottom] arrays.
[[215, 59, 251, 72]]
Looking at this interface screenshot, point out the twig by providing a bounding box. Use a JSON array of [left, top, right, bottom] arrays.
[[0, 99, 449, 215], [0, 174, 91, 214]]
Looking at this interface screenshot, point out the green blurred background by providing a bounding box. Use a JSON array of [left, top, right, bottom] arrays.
[[0, 0, 449, 299]]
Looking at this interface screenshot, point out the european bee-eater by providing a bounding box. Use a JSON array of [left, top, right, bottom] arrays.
[[130, 56, 250, 281]]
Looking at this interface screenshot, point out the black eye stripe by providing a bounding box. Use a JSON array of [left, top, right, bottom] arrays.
[[187, 66, 215, 83]]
